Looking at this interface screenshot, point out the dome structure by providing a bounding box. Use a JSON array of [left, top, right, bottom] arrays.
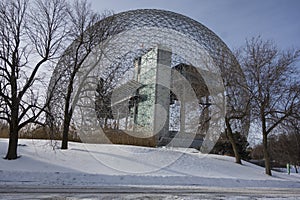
[[48, 9, 249, 155]]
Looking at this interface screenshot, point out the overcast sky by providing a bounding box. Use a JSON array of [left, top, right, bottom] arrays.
[[88, 0, 300, 51]]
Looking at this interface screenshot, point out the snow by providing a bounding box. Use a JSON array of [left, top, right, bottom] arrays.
[[0, 138, 300, 188]]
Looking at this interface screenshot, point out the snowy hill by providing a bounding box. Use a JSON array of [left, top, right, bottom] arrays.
[[0, 139, 299, 188]]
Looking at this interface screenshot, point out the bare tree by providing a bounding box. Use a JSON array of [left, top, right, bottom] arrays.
[[0, 0, 68, 159], [47, 0, 120, 149], [215, 49, 250, 164], [238, 36, 300, 175], [61, 0, 100, 150], [225, 66, 250, 164]]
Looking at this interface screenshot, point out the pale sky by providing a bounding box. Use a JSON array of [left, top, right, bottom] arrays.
[[89, 0, 300, 51]]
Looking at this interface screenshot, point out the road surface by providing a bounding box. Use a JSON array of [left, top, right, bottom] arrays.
[[0, 185, 300, 199]]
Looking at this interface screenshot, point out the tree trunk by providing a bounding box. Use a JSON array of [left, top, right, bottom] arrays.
[[5, 96, 20, 160], [225, 117, 242, 164], [61, 75, 75, 150], [5, 131, 18, 159], [295, 165, 298, 173], [263, 132, 272, 176], [5, 118, 19, 160], [61, 112, 71, 149]]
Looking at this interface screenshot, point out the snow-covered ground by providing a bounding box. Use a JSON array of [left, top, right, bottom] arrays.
[[0, 138, 299, 188]]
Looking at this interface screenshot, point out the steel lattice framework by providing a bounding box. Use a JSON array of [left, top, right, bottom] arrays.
[[48, 9, 250, 154]]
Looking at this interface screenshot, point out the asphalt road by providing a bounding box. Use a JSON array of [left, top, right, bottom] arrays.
[[0, 185, 300, 199]]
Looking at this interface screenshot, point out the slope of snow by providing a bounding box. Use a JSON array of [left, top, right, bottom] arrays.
[[0, 139, 299, 188]]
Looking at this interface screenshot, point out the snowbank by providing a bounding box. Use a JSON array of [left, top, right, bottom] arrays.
[[0, 139, 299, 188]]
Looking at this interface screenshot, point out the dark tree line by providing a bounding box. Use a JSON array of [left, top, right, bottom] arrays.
[[251, 133, 300, 173], [211, 131, 250, 161]]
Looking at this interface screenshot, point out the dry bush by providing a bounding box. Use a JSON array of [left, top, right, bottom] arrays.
[[0, 122, 9, 138], [16, 124, 81, 142], [100, 128, 156, 147], [87, 128, 156, 147], [2, 122, 155, 147]]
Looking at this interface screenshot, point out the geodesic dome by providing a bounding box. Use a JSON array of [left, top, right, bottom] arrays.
[[48, 9, 249, 154]]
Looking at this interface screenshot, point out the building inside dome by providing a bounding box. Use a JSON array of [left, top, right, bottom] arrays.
[[48, 9, 249, 151]]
